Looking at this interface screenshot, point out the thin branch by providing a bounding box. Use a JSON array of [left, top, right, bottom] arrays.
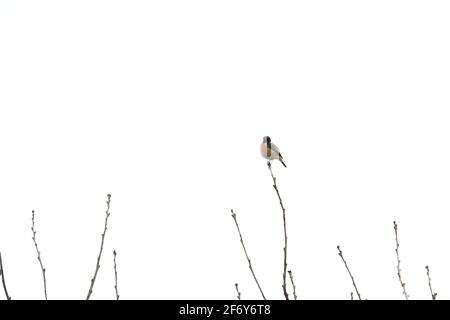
[[393, 221, 409, 300], [31, 210, 47, 300], [288, 270, 298, 300], [0, 252, 11, 300], [231, 209, 266, 300], [351, 291, 354, 300], [425, 265, 437, 300], [337, 246, 361, 300], [235, 283, 241, 300], [86, 194, 112, 300], [267, 161, 290, 300], [113, 250, 119, 300]]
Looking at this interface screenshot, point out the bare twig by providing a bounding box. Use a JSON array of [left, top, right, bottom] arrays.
[[235, 283, 241, 300], [393, 221, 409, 300], [113, 250, 119, 300], [31, 210, 47, 300], [425, 265, 437, 300], [231, 209, 266, 300], [288, 270, 298, 300], [267, 161, 290, 300], [337, 246, 361, 300], [86, 194, 112, 300], [351, 291, 354, 300], [0, 252, 11, 300]]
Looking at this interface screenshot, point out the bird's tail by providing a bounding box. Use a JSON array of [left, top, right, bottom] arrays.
[[280, 158, 287, 168]]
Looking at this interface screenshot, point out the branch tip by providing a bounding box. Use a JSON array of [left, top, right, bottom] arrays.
[[231, 210, 266, 300], [393, 221, 409, 300], [86, 194, 112, 300], [337, 246, 361, 300], [113, 250, 119, 300], [31, 210, 47, 300], [267, 162, 290, 300]]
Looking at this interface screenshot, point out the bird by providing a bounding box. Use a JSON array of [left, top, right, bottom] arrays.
[[260, 136, 287, 167]]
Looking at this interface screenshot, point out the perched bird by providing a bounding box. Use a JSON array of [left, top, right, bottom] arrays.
[[260, 136, 287, 167]]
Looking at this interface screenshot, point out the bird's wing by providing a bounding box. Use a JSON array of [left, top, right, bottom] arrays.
[[270, 143, 281, 156]]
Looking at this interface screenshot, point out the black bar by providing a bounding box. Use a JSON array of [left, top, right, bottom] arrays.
[[0, 300, 442, 318]]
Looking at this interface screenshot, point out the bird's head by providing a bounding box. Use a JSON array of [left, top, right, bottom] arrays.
[[263, 136, 271, 143]]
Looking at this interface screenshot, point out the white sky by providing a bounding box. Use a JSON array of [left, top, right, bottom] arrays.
[[1, 1, 450, 300]]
